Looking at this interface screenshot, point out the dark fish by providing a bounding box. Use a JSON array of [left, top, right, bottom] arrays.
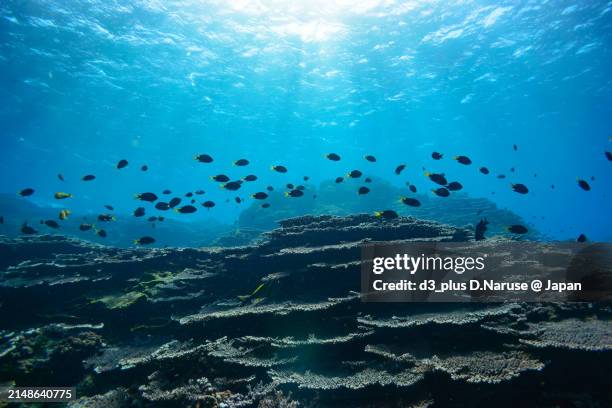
[[513, 144, 517, 151], [190, 199, 196, 204], [185, 192, 193, 197], [510, 167, 515, 173], [243, 175, 257, 182], [96, 229, 107, 238], [168, 197, 181, 208], [577, 234, 587, 243], [479, 167, 489, 175], [0, 216, 3, 224], [347, 170, 362, 178], [158, 217, 164, 222], [432, 152, 443, 160], [163, 189, 172, 194], [507, 225, 528, 234], [511, 183, 529, 194], [212, 174, 230, 182], [454, 155, 472, 165], [408, 185, 417, 193], [148, 216, 158, 222], [395, 164, 406, 175], [286, 183, 294, 189], [235, 197, 241, 203], [424, 172, 447, 185], [335, 177, 344, 183], [375, 210, 398, 220], [266, 186, 274, 191], [97, 214, 115, 222], [358, 186, 370, 195], [364, 177, 372, 183], [141, 165, 148, 171], [79, 223, 93, 231], [252, 192, 268, 200], [21, 223, 37, 235], [19, 188, 35, 197], [117, 159, 128, 169], [135, 192, 158, 202], [606, 151, 612, 161], [202, 201, 216, 209], [195, 190, 205, 195], [364, 155, 376, 162], [195, 154, 213, 163], [447, 181, 463, 191], [400, 197, 421, 207], [44, 220, 60, 229], [234, 159, 249, 166], [261, 203, 270, 208], [285, 189, 304, 197], [175, 205, 197, 214], [590, 176, 595, 181], [551, 184, 555, 189], [134, 207, 146, 217], [577, 179, 590, 191], [313, 194, 317, 199], [497, 174, 506, 179], [271, 165, 287, 173], [303, 176, 310, 181], [134, 236, 155, 245], [326, 153, 341, 161], [222, 181, 242, 191], [104, 205, 114, 211], [296, 185, 305, 191], [432, 187, 450, 197], [475, 218, 488, 241], [57, 174, 64, 181], [155, 202, 170, 211]]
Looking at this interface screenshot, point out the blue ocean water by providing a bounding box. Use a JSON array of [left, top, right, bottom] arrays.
[[0, 0, 611, 242]]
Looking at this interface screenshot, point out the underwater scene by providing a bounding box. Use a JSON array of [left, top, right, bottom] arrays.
[[0, 0, 611, 407]]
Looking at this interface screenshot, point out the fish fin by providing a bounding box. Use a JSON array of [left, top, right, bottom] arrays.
[[133, 239, 139, 244], [284, 192, 289, 197], [374, 211, 382, 218], [251, 283, 265, 296]]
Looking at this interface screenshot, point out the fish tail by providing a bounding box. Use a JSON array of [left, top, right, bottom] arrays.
[[133, 239, 139, 244], [284, 192, 289, 197], [374, 211, 382, 218]]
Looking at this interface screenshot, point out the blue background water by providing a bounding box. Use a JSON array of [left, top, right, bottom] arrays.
[[0, 0, 611, 241]]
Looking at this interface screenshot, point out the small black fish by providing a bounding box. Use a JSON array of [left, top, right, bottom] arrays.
[[475, 218, 488, 241], [44, 220, 60, 229], [185, 192, 193, 197], [400, 197, 421, 207], [163, 189, 172, 194], [425, 172, 447, 185], [21, 223, 37, 234], [57, 174, 64, 181], [202, 201, 216, 209], [395, 164, 406, 175], [195, 190, 205, 195], [510, 167, 515, 173], [454, 155, 472, 165], [285, 189, 304, 197], [408, 185, 417, 193], [326, 153, 341, 161], [235, 197, 241, 203], [79, 223, 94, 231], [266, 186, 274, 191], [261, 203, 270, 208], [148, 216, 158, 222], [497, 174, 506, 179], [364, 177, 372, 183], [296, 185, 305, 191], [577, 179, 590, 191], [513, 144, 517, 151], [606, 151, 612, 161], [375, 210, 398, 220], [358, 186, 370, 195], [212, 174, 230, 182], [303, 176, 310, 181], [104, 205, 114, 211], [158, 216, 164, 222], [117, 159, 128, 169], [577, 233, 587, 243], [479, 167, 489, 175], [551, 184, 555, 189], [134, 236, 155, 245], [168, 197, 181, 208], [271, 165, 287, 173], [347, 170, 362, 178], [432, 187, 450, 197], [234, 159, 249, 166], [141, 165, 148, 171], [243, 175, 257, 182], [97, 214, 115, 222], [222, 181, 242, 191], [590, 176, 595, 181], [195, 154, 213, 163], [511, 183, 529, 194], [364, 155, 376, 162], [286, 183, 294, 189], [96, 229, 107, 238], [447, 181, 463, 191], [432, 152, 443, 160], [507, 225, 528, 234], [252, 192, 268, 200], [134, 207, 146, 217], [135, 192, 158, 202], [0, 216, 4, 224], [335, 177, 344, 183], [190, 199, 196, 204], [19, 188, 35, 197], [155, 202, 170, 211], [175, 205, 197, 214]]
